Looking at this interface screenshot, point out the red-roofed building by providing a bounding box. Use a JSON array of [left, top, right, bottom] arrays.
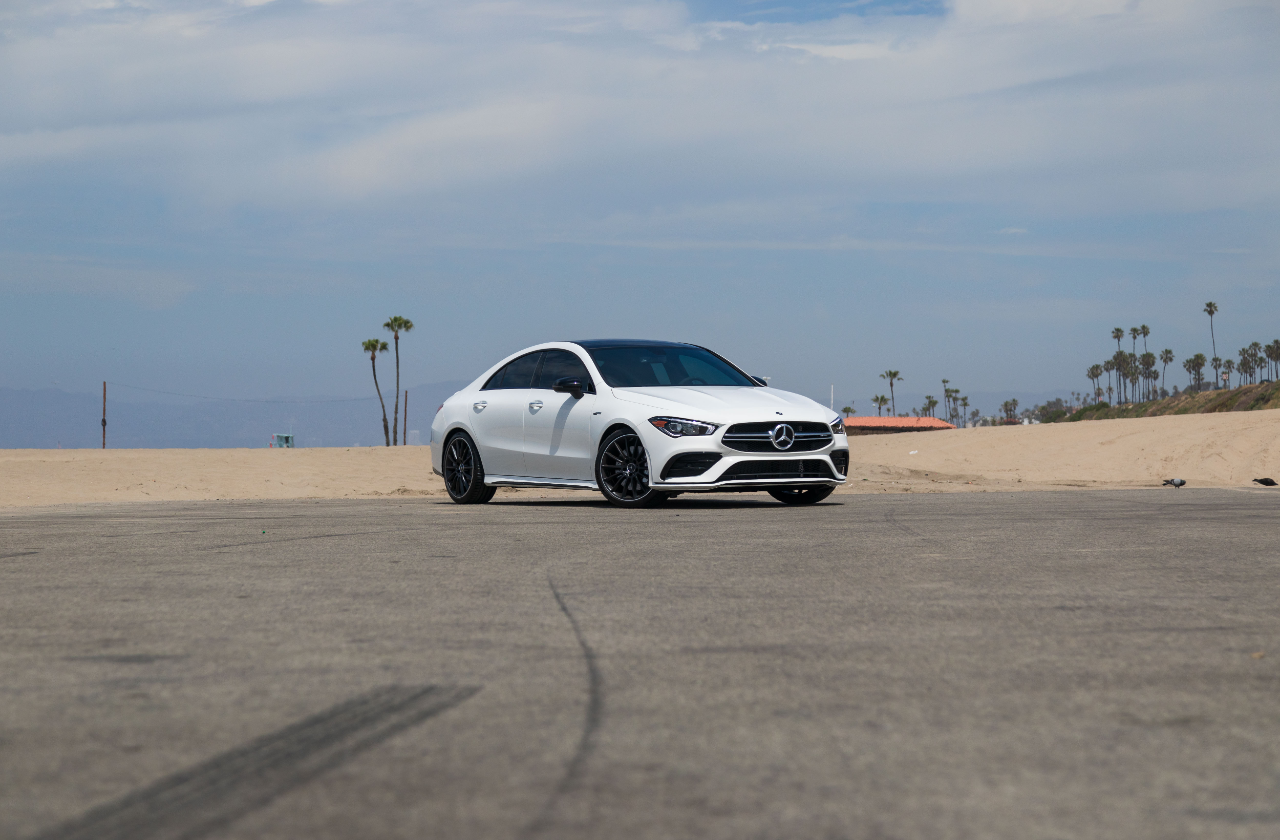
[[844, 416, 956, 435]]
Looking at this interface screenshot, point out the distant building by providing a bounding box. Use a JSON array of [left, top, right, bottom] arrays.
[[844, 417, 955, 436]]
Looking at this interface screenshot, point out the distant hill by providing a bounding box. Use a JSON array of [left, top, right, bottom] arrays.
[[1067, 381, 1280, 422], [0, 380, 469, 449]]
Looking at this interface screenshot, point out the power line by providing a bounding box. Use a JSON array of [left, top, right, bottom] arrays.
[[106, 382, 377, 404]]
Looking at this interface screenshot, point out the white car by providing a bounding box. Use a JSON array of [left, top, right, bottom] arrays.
[[430, 340, 849, 508]]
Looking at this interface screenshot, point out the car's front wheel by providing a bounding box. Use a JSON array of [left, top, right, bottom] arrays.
[[443, 432, 497, 504], [596, 429, 668, 508], [768, 486, 835, 505]]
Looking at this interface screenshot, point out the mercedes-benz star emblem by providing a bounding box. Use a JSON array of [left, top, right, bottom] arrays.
[[770, 423, 795, 450]]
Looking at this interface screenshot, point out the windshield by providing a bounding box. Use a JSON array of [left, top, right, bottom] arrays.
[[586, 345, 757, 388]]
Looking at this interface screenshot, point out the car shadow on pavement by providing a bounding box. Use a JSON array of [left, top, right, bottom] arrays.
[[477, 496, 840, 509]]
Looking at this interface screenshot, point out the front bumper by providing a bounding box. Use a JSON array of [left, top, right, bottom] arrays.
[[648, 429, 849, 491]]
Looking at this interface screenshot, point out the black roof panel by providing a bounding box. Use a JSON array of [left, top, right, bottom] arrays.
[[570, 339, 697, 349]]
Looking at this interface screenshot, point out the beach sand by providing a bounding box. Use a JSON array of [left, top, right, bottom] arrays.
[[2, 410, 1277, 507]]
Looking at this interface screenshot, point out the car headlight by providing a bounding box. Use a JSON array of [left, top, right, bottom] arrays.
[[649, 417, 719, 437], [830, 417, 847, 436]]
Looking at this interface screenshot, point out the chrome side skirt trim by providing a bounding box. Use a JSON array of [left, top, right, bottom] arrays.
[[485, 475, 600, 490]]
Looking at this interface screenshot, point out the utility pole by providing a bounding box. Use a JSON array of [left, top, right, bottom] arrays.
[[404, 391, 408, 444], [101, 382, 107, 449]]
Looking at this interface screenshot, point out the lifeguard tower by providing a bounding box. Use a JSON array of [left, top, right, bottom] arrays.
[[270, 433, 294, 448]]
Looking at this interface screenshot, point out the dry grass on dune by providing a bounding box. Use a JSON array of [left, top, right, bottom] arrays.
[[2, 408, 1278, 507]]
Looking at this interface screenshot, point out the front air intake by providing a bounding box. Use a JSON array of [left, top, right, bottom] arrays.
[[661, 452, 723, 480], [718, 460, 835, 481]]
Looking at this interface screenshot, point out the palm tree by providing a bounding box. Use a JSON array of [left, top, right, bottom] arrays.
[[1087, 364, 1104, 403], [1139, 352, 1156, 401], [1210, 356, 1222, 391], [1103, 358, 1115, 399], [1204, 302, 1218, 378], [1159, 349, 1174, 395], [1112, 327, 1124, 353], [959, 396, 970, 424], [1239, 347, 1255, 385], [1182, 358, 1195, 389], [923, 396, 938, 417], [383, 316, 414, 445], [1222, 358, 1234, 388], [880, 371, 902, 415], [872, 395, 889, 416], [1266, 340, 1280, 380], [1140, 324, 1150, 354], [841, 405, 855, 418], [1192, 353, 1207, 390], [1129, 327, 1140, 357], [362, 339, 391, 446], [1113, 350, 1130, 402], [1249, 342, 1263, 383]]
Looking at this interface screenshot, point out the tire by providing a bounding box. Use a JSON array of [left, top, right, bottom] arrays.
[[596, 429, 668, 508], [442, 432, 494, 504], [768, 486, 835, 505]]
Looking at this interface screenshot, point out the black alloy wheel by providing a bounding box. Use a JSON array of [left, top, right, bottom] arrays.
[[443, 433, 497, 504], [768, 486, 835, 505], [596, 429, 668, 508]]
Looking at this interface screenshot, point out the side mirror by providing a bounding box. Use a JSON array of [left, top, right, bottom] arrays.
[[553, 377, 586, 399], [751, 376, 768, 387]]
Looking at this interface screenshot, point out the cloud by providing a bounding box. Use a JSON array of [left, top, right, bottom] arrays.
[[0, 0, 1276, 246]]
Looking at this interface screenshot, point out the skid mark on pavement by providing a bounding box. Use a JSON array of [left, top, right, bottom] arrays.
[[30, 683, 479, 840], [884, 507, 925, 539], [522, 577, 604, 838]]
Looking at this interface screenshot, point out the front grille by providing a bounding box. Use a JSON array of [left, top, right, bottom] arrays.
[[718, 459, 835, 482], [661, 452, 722, 480], [722, 421, 833, 453], [831, 451, 849, 476]]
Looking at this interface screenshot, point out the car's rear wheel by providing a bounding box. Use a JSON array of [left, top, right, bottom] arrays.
[[443, 433, 496, 504], [596, 429, 668, 508], [768, 486, 835, 505]]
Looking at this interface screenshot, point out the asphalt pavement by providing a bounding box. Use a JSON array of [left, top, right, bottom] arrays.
[[3, 489, 1278, 840]]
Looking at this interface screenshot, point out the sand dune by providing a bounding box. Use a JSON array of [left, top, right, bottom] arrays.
[[2, 410, 1277, 507], [842, 409, 1280, 494]]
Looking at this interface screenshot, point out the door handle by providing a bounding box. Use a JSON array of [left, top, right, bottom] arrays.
[[529, 400, 543, 410], [473, 401, 487, 410]]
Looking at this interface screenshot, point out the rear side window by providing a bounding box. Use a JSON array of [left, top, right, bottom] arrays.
[[482, 352, 542, 390], [535, 350, 594, 392]]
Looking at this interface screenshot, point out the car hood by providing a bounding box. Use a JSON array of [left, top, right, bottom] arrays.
[[610, 386, 832, 423]]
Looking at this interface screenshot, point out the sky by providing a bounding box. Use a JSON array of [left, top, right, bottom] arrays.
[[2, 0, 1277, 416]]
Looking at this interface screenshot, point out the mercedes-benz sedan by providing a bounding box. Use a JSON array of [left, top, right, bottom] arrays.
[[431, 340, 849, 507]]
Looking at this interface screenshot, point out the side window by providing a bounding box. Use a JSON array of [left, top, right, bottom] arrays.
[[482, 366, 507, 390], [535, 350, 594, 392], [495, 352, 541, 390]]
